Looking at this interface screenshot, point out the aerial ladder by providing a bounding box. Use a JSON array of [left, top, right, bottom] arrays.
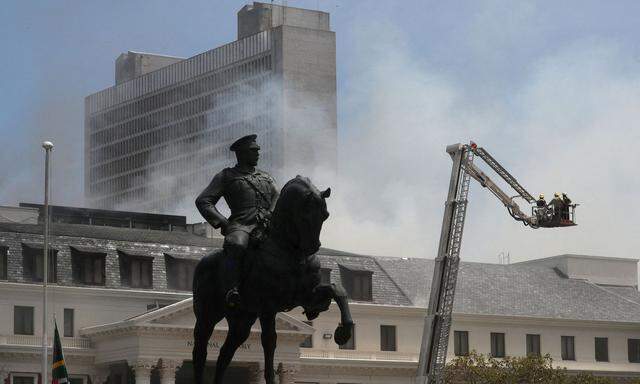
[[415, 142, 577, 384]]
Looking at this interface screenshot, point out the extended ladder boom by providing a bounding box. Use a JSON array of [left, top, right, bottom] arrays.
[[416, 144, 473, 384], [417, 142, 549, 384]]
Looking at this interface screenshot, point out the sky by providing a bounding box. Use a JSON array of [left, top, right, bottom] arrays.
[[1, 1, 639, 263]]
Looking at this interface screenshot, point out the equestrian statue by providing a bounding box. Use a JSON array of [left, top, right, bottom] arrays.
[[193, 134, 354, 384]]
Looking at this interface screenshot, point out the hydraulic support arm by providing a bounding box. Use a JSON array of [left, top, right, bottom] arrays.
[[416, 142, 550, 384]]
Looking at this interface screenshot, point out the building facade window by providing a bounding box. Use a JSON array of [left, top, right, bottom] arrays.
[[628, 339, 640, 363], [165, 256, 197, 291], [339, 265, 372, 301], [561, 336, 575, 361], [526, 334, 541, 356], [339, 324, 355, 350], [14, 306, 34, 335], [22, 244, 57, 283], [380, 325, 397, 352], [0, 246, 7, 280], [64, 308, 74, 337], [454, 331, 469, 356], [490, 332, 506, 358], [11, 376, 36, 384], [300, 321, 313, 348], [68, 377, 86, 384], [71, 247, 105, 285], [119, 251, 153, 288], [594, 337, 608, 362]]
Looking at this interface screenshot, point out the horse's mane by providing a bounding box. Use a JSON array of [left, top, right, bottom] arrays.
[[269, 176, 323, 251], [272, 176, 316, 220]]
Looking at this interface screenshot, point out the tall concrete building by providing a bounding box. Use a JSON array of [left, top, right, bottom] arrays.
[[85, 2, 337, 213]]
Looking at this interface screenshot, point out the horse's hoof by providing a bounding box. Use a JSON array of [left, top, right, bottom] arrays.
[[334, 322, 353, 345]]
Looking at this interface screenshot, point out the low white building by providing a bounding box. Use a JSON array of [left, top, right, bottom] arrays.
[[1, 220, 640, 384]]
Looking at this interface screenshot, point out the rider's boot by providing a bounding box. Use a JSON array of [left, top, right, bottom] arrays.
[[225, 246, 243, 308]]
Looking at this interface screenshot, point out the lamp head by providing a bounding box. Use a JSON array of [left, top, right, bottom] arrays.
[[42, 141, 54, 150]]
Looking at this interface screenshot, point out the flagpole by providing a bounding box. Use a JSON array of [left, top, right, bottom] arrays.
[[42, 141, 54, 384]]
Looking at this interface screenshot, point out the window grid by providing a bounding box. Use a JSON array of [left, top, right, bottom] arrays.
[[64, 308, 74, 337], [628, 339, 640, 363], [14, 306, 34, 335], [166, 258, 197, 291], [526, 334, 541, 357], [490, 333, 505, 358], [22, 247, 57, 283], [0, 246, 7, 280], [72, 251, 105, 286], [380, 325, 397, 352], [595, 337, 608, 362], [454, 331, 469, 357], [87, 50, 277, 210], [120, 255, 153, 289], [561, 336, 575, 361]]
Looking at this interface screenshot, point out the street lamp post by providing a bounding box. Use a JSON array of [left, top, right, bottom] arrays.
[[42, 141, 54, 384]]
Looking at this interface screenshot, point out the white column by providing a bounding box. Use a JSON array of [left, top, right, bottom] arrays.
[[158, 360, 182, 384], [90, 369, 109, 384], [0, 368, 9, 384], [130, 360, 156, 384], [277, 363, 300, 384]]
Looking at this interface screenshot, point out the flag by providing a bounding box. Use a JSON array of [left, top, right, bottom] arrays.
[[52, 321, 69, 384]]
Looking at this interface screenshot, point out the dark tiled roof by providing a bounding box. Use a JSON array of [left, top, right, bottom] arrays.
[[316, 252, 413, 306], [375, 256, 640, 323], [70, 245, 107, 254], [3, 221, 640, 323], [0, 222, 222, 247], [599, 286, 640, 306], [164, 252, 201, 261]]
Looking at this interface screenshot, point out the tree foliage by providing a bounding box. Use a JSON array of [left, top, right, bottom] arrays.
[[444, 352, 625, 384]]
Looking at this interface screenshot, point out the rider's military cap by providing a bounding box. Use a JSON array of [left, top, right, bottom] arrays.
[[230, 134, 260, 152]]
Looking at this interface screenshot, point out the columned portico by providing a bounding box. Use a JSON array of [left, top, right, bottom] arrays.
[[0, 367, 10, 384], [277, 363, 300, 384], [89, 369, 109, 384], [129, 360, 156, 384], [248, 362, 266, 384], [80, 299, 313, 384], [158, 359, 182, 384]]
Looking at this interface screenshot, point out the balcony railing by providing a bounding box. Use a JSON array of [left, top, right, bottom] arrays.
[[0, 334, 92, 349], [300, 349, 418, 362]]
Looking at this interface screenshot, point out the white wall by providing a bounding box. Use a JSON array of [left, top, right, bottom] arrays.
[[291, 304, 640, 374], [0, 282, 187, 338]]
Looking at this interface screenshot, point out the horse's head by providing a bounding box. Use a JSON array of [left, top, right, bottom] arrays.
[[270, 176, 331, 256]]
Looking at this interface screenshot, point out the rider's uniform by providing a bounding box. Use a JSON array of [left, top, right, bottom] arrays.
[[197, 165, 278, 239], [196, 160, 278, 306]]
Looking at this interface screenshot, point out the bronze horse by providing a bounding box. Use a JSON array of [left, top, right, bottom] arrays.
[[192, 176, 354, 384]]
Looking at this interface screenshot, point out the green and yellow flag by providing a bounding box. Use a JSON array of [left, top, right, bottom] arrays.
[[52, 321, 69, 384]]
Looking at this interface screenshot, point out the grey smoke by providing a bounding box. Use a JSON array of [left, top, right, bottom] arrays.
[[2, 2, 639, 265], [319, 23, 640, 262]]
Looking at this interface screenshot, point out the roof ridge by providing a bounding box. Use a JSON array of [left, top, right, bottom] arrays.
[[370, 257, 414, 306], [583, 279, 640, 309]]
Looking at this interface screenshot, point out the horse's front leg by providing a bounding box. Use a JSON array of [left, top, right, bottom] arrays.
[[310, 284, 354, 345], [259, 312, 277, 384]]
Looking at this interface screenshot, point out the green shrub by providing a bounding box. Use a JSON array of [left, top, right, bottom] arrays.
[[444, 351, 615, 384]]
